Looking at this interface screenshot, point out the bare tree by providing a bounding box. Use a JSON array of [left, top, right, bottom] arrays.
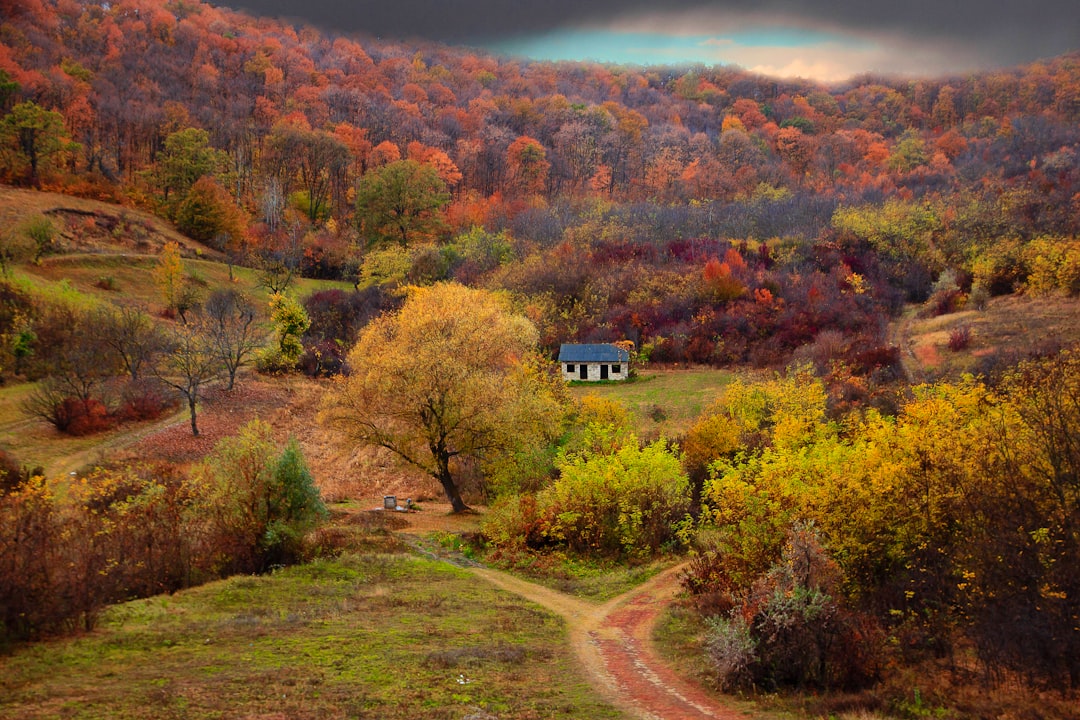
[[257, 258, 294, 295], [95, 305, 166, 381], [155, 322, 220, 436], [203, 289, 262, 390], [21, 306, 122, 431], [21, 377, 75, 431], [259, 176, 286, 233], [33, 305, 120, 406]]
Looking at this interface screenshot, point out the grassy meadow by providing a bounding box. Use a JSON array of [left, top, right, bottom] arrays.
[[567, 367, 735, 439], [0, 525, 624, 720], [15, 253, 352, 315]]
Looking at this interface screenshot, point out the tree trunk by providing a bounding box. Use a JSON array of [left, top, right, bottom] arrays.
[[434, 450, 468, 513], [188, 395, 199, 436]]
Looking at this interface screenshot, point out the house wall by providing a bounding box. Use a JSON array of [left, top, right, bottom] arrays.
[[561, 361, 627, 382]]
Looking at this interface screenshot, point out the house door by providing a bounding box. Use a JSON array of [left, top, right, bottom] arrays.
[[600, 364, 609, 380], [579, 365, 588, 380]]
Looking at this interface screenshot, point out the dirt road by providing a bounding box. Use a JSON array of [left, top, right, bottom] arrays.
[[471, 564, 748, 720]]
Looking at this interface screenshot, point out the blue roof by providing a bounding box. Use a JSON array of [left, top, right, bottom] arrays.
[[558, 343, 630, 363]]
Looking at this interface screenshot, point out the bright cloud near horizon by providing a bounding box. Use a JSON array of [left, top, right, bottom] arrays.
[[232, 0, 1080, 83], [491, 10, 994, 82]]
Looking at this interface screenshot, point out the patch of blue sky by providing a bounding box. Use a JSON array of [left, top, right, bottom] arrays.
[[492, 28, 867, 66]]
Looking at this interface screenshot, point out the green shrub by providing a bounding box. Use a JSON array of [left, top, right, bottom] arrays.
[[704, 614, 757, 691], [485, 431, 691, 560], [268, 292, 310, 366], [21, 214, 58, 263], [263, 439, 327, 565], [189, 421, 325, 574]]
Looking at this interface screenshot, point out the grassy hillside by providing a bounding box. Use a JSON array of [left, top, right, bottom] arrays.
[[0, 519, 624, 720], [16, 252, 350, 315], [894, 294, 1080, 382], [0, 186, 215, 259], [0, 189, 352, 476], [1, 186, 351, 309]]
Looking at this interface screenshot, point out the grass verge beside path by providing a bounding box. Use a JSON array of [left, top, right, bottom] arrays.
[[652, 604, 718, 696], [484, 551, 674, 604], [0, 548, 625, 720]]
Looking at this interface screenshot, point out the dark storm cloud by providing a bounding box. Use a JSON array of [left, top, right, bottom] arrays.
[[229, 0, 1079, 66]]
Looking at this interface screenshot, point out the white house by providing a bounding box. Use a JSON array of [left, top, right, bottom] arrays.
[[558, 343, 630, 382]]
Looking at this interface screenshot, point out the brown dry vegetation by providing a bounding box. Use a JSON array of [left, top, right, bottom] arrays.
[[895, 293, 1080, 381], [0, 186, 220, 259], [92, 372, 445, 510]]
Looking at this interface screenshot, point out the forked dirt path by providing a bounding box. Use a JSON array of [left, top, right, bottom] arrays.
[[470, 564, 749, 720], [391, 504, 748, 719]]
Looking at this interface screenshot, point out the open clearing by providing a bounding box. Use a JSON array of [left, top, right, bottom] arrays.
[[893, 294, 1080, 382], [17, 253, 351, 314], [569, 367, 734, 439], [0, 186, 212, 259]]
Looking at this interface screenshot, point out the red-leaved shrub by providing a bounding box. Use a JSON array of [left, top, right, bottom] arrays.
[[947, 325, 973, 351], [59, 398, 114, 436], [116, 380, 177, 421]]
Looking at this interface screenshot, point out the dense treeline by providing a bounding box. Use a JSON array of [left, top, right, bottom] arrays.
[[1, 0, 1077, 366]]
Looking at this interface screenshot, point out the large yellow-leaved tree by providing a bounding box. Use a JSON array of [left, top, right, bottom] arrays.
[[322, 282, 564, 512]]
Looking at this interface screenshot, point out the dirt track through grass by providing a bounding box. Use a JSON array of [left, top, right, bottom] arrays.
[[470, 564, 749, 720]]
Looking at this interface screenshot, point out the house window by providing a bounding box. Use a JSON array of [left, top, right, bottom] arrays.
[[566, 364, 574, 373], [612, 364, 621, 374]]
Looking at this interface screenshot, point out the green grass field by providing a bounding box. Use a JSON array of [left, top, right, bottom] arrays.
[[569, 367, 734, 439], [17, 254, 352, 313], [0, 543, 625, 720]]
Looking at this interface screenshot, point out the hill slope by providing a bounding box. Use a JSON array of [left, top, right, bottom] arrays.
[[0, 186, 220, 259]]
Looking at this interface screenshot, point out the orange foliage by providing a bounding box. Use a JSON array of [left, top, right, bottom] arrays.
[[506, 135, 550, 197], [935, 129, 969, 160], [369, 141, 401, 168], [407, 141, 463, 187], [588, 165, 613, 194], [447, 190, 501, 230], [703, 258, 746, 302], [723, 248, 747, 274], [721, 115, 747, 133], [731, 98, 767, 129], [334, 123, 372, 169]]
